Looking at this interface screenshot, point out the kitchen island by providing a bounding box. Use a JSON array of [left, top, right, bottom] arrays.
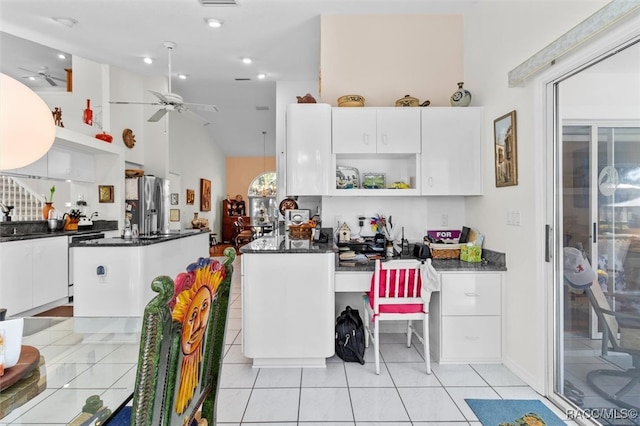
[[70, 230, 209, 317], [240, 229, 336, 367]]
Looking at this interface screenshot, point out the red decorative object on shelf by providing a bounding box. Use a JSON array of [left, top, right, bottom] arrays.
[[95, 132, 113, 143], [83, 99, 93, 125]]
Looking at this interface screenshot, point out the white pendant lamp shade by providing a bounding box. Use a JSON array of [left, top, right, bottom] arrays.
[[0, 73, 56, 170]]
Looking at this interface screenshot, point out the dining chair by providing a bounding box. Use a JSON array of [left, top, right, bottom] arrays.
[[233, 216, 254, 249], [362, 259, 432, 375]]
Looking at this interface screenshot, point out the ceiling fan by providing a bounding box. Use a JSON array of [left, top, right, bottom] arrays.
[[19, 66, 65, 86], [110, 41, 218, 122]]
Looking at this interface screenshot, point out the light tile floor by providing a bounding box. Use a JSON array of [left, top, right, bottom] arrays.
[[2, 257, 636, 425], [215, 260, 574, 425]]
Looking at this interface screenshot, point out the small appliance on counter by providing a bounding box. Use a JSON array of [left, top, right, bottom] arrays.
[[0, 202, 14, 222], [285, 209, 310, 228]]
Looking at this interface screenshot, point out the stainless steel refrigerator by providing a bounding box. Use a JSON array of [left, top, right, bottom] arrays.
[[125, 175, 169, 235]]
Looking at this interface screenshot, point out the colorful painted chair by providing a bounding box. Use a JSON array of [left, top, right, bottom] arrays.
[[105, 248, 236, 425]]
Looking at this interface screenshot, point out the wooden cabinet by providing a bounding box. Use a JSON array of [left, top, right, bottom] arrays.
[[221, 199, 250, 243], [0, 236, 68, 315], [429, 272, 503, 363], [285, 103, 332, 196], [332, 108, 421, 154], [421, 107, 483, 195]]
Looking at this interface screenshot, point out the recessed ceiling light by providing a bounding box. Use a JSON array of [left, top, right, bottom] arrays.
[[242, 57, 253, 65], [178, 74, 187, 80], [257, 73, 266, 79], [52, 17, 78, 28], [143, 57, 153, 65], [204, 18, 223, 28], [57, 53, 66, 60]]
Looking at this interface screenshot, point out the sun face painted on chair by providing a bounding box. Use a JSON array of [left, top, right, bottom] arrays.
[[171, 258, 226, 415]]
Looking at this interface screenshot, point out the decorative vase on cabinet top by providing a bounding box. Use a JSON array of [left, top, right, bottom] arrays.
[[450, 82, 472, 107]]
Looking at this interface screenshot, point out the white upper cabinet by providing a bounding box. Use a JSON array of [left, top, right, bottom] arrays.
[[332, 108, 421, 154], [421, 107, 483, 196], [285, 103, 332, 196], [47, 146, 95, 183]]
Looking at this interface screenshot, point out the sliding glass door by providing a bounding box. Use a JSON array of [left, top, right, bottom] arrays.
[[556, 41, 640, 414]]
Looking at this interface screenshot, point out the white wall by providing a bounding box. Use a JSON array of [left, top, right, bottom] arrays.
[[169, 113, 226, 236], [463, 0, 609, 392]]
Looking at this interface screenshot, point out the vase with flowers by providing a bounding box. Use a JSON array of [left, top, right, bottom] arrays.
[[42, 185, 56, 220]]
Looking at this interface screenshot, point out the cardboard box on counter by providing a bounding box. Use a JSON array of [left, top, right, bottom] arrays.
[[460, 244, 482, 263]]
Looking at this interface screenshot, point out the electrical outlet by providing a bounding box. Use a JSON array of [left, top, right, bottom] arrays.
[[440, 214, 449, 226], [358, 215, 365, 227]]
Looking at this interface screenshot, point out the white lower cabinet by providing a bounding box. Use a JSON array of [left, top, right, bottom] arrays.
[[242, 253, 335, 367], [430, 271, 503, 363], [0, 237, 68, 315]]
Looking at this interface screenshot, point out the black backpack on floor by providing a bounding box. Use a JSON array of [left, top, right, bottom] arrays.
[[335, 306, 365, 364]]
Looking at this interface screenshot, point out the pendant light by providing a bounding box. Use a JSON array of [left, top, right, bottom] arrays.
[[0, 73, 56, 170], [261, 131, 267, 196]]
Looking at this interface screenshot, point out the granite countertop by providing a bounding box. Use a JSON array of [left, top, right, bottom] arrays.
[[0, 220, 118, 242], [240, 227, 506, 272], [68, 229, 207, 247], [240, 227, 335, 254], [336, 247, 507, 272]]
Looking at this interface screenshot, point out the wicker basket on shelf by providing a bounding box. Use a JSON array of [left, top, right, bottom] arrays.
[[428, 243, 461, 259], [288, 223, 314, 240]]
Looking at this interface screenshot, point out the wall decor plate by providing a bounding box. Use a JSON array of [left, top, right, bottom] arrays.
[[278, 198, 298, 216]]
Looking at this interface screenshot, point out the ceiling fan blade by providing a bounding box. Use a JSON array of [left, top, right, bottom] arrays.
[[183, 108, 212, 126], [110, 101, 162, 106], [183, 102, 219, 113], [148, 108, 169, 122], [50, 76, 66, 82], [148, 90, 171, 104], [44, 77, 57, 86], [18, 66, 38, 74]]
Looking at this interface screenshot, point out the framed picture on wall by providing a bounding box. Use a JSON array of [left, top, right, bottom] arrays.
[[493, 110, 518, 187], [170, 193, 179, 205], [200, 179, 211, 212], [186, 189, 195, 205], [98, 185, 114, 203], [170, 209, 180, 222]]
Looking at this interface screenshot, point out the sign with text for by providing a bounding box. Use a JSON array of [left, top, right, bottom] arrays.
[[426, 230, 461, 241]]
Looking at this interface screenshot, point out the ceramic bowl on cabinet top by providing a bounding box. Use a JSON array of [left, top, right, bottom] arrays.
[[337, 94, 365, 107]]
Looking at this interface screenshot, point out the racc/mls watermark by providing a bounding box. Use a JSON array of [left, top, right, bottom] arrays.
[[567, 408, 638, 421]]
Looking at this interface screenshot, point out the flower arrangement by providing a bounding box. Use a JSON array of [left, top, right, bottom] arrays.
[[45, 185, 56, 203], [370, 214, 391, 238]]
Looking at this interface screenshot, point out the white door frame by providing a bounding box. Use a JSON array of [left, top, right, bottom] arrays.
[[535, 14, 640, 410]]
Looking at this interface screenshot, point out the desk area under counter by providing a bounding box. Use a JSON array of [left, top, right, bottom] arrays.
[[69, 230, 209, 317], [335, 249, 507, 364]]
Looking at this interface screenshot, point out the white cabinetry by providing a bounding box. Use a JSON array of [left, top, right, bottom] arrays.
[[429, 272, 503, 363], [242, 252, 335, 367], [47, 146, 95, 182], [331, 108, 421, 196], [285, 103, 332, 196], [332, 108, 421, 154], [421, 107, 482, 195], [0, 237, 68, 315]]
